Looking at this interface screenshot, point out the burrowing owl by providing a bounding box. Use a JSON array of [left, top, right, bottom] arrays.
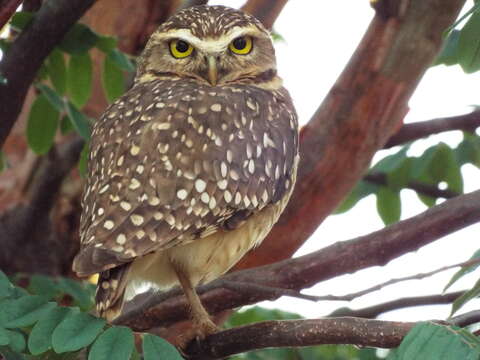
[[73, 5, 299, 338]]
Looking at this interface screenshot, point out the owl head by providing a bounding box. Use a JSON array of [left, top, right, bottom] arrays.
[[136, 5, 277, 87]]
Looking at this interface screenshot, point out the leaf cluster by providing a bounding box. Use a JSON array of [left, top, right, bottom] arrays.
[[0, 271, 182, 360], [336, 132, 480, 224]]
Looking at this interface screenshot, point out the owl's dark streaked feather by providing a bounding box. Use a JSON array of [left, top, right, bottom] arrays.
[[72, 78, 298, 277]]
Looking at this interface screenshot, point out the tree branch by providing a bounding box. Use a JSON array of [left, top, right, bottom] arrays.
[[116, 189, 480, 330], [186, 308, 480, 359], [0, 137, 84, 275], [186, 317, 415, 359], [241, 0, 288, 30], [385, 110, 480, 149], [0, 0, 96, 148], [365, 172, 459, 199], [316, 257, 479, 302], [0, 0, 22, 30], [330, 291, 465, 318], [235, 0, 466, 271]]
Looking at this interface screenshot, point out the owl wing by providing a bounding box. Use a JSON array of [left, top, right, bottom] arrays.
[[73, 79, 298, 276]]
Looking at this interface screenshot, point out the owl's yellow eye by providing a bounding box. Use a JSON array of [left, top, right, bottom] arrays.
[[229, 36, 253, 55], [169, 40, 193, 58]]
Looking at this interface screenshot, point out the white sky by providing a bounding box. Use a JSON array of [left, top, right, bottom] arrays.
[[210, 1, 480, 322]]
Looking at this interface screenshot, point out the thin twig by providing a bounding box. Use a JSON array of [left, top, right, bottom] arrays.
[[329, 291, 465, 319], [218, 280, 322, 302], [385, 110, 480, 149], [364, 172, 459, 199], [319, 258, 480, 302]]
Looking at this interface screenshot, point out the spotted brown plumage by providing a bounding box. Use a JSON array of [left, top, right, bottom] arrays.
[[72, 5, 299, 338]]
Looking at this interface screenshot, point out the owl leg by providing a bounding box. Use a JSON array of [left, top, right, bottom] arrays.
[[172, 262, 218, 340]]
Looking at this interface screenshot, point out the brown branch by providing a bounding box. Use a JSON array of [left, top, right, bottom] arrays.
[[0, 0, 97, 148], [185, 317, 415, 359], [0, 0, 22, 30], [385, 110, 480, 149], [187, 309, 480, 359], [0, 137, 84, 275], [116, 189, 480, 330], [235, 0, 466, 271], [241, 0, 288, 30], [178, 0, 208, 10], [364, 172, 459, 199], [317, 258, 480, 302], [330, 291, 465, 319]]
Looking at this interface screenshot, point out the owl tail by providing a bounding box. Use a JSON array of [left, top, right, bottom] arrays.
[[96, 263, 131, 322]]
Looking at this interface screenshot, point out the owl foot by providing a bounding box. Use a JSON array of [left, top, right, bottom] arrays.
[[177, 318, 219, 351]]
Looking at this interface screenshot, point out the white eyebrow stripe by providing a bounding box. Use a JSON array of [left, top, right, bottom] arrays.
[[160, 26, 262, 54]]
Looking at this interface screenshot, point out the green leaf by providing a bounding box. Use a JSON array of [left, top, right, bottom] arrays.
[[376, 187, 401, 225], [0, 271, 15, 301], [334, 181, 378, 214], [107, 49, 135, 72], [371, 146, 409, 173], [455, 132, 480, 167], [67, 53, 93, 108], [387, 157, 412, 190], [28, 275, 59, 300], [387, 322, 480, 359], [0, 328, 10, 346], [52, 312, 105, 353], [79, 142, 89, 178], [56, 278, 94, 311], [96, 36, 118, 53], [445, 250, 480, 292], [5, 330, 25, 353], [26, 95, 59, 155], [415, 172, 437, 207], [434, 30, 460, 66], [9, 12, 34, 31], [142, 334, 182, 360], [226, 306, 302, 328], [457, 11, 480, 73], [28, 306, 75, 355], [60, 115, 75, 135], [430, 143, 463, 193], [59, 24, 99, 55], [102, 55, 125, 103], [65, 102, 92, 140], [36, 84, 64, 112], [88, 326, 134, 360], [46, 49, 67, 95], [451, 276, 480, 316], [410, 146, 438, 180], [0, 296, 55, 328]]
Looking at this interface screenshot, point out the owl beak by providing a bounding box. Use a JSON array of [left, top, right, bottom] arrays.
[[206, 56, 218, 86]]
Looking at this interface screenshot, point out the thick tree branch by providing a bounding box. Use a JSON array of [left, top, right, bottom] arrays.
[[241, 0, 288, 30], [186, 309, 480, 359], [0, 0, 22, 29], [385, 110, 480, 149], [364, 172, 459, 199], [0, 0, 96, 148], [116, 190, 480, 330], [186, 317, 415, 359], [0, 137, 84, 274], [330, 291, 465, 318], [235, 0, 466, 271]]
